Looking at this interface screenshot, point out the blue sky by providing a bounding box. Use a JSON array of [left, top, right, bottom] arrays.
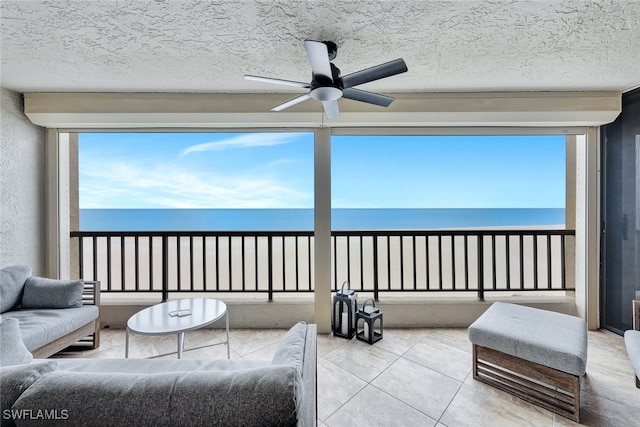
[[78, 132, 566, 209]]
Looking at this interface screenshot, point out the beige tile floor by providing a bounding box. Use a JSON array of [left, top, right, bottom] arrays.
[[56, 327, 640, 426]]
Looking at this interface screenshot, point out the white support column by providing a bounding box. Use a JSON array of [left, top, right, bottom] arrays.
[[45, 129, 59, 278], [585, 126, 600, 330], [58, 133, 71, 279], [566, 136, 577, 230], [69, 133, 80, 279], [45, 129, 70, 279], [314, 127, 332, 333], [565, 136, 576, 292], [574, 128, 599, 330]]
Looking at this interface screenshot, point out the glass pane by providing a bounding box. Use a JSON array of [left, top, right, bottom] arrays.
[[601, 89, 640, 333], [331, 135, 566, 230], [78, 132, 314, 231]]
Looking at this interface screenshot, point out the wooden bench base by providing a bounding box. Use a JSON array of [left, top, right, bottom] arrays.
[[31, 320, 99, 359], [473, 344, 581, 422]]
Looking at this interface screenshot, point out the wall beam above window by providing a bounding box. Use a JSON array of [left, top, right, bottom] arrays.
[[24, 92, 621, 129]]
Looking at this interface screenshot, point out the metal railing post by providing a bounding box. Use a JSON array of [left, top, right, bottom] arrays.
[[77, 237, 84, 278], [268, 235, 273, 301], [373, 235, 379, 301], [162, 235, 169, 302], [477, 234, 485, 301]]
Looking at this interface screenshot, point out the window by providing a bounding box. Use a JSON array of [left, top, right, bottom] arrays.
[[78, 132, 314, 231], [331, 134, 566, 230]]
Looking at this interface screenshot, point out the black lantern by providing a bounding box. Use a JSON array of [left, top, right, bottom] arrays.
[[332, 281, 357, 339], [356, 299, 383, 344]]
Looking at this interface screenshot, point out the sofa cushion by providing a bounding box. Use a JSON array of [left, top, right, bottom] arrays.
[[0, 265, 31, 313], [0, 318, 33, 367], [0, 361, 58, 427], [2, 306, 98, 352], [271, 321, 307, 374], [21, 277, 84, 309], [12, 365, 301, 427]]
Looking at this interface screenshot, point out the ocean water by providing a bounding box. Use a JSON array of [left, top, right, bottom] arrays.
[[79, 208, 565, 231]]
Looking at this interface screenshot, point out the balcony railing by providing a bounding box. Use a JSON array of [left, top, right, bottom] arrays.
[[70, 229, 575, 301]]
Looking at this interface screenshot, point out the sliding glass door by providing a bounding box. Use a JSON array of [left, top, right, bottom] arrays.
[[601, 89, 640, 334]]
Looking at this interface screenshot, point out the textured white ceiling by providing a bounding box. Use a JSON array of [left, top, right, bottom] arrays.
[[1, 0, 639, 94]]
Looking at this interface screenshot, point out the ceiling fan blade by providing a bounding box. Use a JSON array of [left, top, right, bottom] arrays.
[[322, 100, 340, 119], [304, 40, 333, 79], [341, 58, 408, 89], [271, 93, 312, 111], [342, 88, 395, 107], [244, 75, 310, 89]]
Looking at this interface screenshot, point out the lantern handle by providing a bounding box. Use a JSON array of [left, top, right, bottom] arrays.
[[341, 281, 349, 293], [363, 298, 376, 309]]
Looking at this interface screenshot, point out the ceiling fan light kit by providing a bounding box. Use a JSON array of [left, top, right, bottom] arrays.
[[310, 86, 342, 102], [244, 40, 408, 119]]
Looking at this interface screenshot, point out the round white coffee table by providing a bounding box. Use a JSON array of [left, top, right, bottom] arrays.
[[125, 298, 229, 359]]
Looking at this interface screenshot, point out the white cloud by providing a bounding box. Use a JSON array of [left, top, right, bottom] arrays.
[[80, 160, 311, 209], [180, 133, 298, 156]]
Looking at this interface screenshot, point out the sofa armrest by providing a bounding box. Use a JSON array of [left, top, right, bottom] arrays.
[[83, 280, 101, 349], [82, 280, 100, 307], [298, 324, 317, 427], [625, 330, 640, 388], [627, 300, 640, 388]]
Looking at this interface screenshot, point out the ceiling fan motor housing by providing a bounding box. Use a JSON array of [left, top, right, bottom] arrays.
[[310, 62, 344, 101], [323, 41, 338, 60]]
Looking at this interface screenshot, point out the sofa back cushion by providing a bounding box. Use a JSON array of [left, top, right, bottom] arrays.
[[21, 277, 84, 309], [0, 265, 31, 313], [0, 318, 33, 367], [271, 321, 307, 374], [12, 365, 301, 427], [0, 361, 58, 427]]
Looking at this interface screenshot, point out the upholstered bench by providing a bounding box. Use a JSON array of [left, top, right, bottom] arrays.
[[468, 302, 587, 422], [624, 300, 640, 388], [625, 330, 640, 388]]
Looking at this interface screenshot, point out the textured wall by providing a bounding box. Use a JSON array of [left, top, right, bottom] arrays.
[[1, 0, 639, 93], [0, 88, 46, 272]]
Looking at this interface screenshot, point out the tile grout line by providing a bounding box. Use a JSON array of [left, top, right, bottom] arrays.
[[319, 333, 419, 424], [434, 368, 470, 426], [322, 332, 446, 425]]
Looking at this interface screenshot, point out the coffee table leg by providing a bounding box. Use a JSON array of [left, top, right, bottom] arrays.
[[125, 327, 130, 358], [177, 332, 185, 359], [225, 310, 230, 359]]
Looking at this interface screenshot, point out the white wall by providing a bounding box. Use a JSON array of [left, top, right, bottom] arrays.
[[0, 88, 46, 272]]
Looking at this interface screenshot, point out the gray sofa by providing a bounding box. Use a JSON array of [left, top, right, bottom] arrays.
[[0, 321, 317, 427], [0, 265, 100, 358]]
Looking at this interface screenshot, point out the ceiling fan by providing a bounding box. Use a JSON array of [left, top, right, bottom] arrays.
[[244, 40, 408, 119]]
